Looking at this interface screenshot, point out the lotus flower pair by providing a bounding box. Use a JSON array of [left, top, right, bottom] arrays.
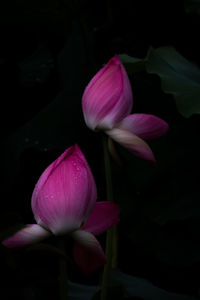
[[82, 55, 168, 162], [2, 145, 120, 274], [2, 55, 168, 275]]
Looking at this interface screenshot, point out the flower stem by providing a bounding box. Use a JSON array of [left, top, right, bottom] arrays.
[[100, 227, 113, 300], [102, 134, 114, 203], [58, 238, 68, 300], [111, 225, 118, 269], [101, 134, 118, 300]]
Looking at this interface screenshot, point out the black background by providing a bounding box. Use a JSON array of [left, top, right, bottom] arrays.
[[1, 1, 200, 299]]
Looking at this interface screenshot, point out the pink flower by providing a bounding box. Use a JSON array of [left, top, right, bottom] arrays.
[[82, 55, 169, 162], [2, 145, 120, 274]]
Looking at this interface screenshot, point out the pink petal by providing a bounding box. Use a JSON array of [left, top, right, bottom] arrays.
[[106, 128, 156, 162], [2, 224, 50, 249], [31, 145, 97, 235], [31, 146, 75, 228], [117, 114, 169, 140], [82, 201, 120, 236], [82, 55, 133, 131], [72, 230, 106, 274]]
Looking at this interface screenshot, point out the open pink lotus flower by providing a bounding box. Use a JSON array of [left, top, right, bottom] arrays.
[[82, 55, 169, 162], [2, 145, 120, 274]]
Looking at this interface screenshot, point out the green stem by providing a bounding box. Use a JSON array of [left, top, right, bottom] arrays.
[[101, 134, 118, 300], [111, 225, 118, 269], [102, 134, 114, 203], [100, 227, 113, 300], [58, 238, 68, 300]]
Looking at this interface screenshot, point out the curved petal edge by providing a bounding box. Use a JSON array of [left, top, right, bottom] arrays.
[[117, 114, 169, 140], [72, 230, 106, 274], [2, 224, 51, 249], [82, 201, 120, 236], [106, 128, 156, 162]]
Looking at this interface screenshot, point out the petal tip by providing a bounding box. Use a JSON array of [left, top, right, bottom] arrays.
[[72, 230, 106, 274]]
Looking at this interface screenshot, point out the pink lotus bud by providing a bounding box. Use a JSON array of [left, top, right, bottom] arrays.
[[82, 55, 169, 162], [82, 55, 133, 131], [31, 144, 97, 235], [2, 145, 120, 274]]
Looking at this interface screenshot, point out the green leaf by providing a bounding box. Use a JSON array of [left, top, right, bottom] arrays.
[[67, 271, 198, 300], [110, 269, 198, 300], [118, 54, 145, 74], [67, 281, 99, 300], [92, 284, 124, 300], [184, 0, 200, 14], [146, 46, 200, 117]]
